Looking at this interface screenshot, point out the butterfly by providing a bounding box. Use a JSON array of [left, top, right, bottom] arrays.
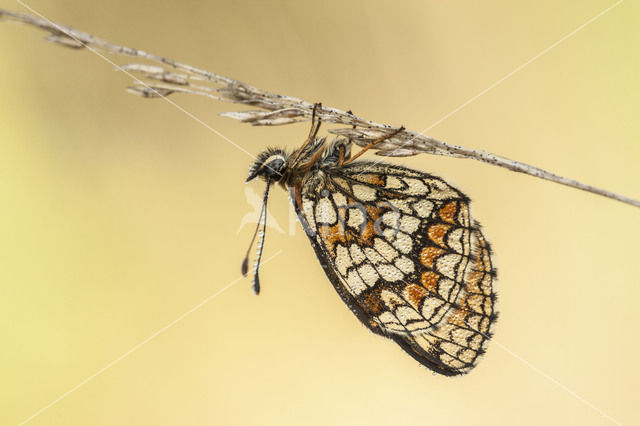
[[243, 104, 497, 376]]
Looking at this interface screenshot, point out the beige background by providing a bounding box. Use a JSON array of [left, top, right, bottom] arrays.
[[1, 1, 639, 425]]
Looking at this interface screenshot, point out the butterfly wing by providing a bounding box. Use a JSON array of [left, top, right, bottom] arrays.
[[289, 161, 497, 376]]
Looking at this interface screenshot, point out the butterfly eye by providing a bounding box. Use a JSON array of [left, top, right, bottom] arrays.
[[262, 158, 285, 179]]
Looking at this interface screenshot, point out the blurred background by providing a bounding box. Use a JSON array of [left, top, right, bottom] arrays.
[[1, 1, 639, 425]]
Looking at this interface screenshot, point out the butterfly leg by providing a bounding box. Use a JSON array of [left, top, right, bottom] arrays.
[[288, 103, 323, 167], [307, 102, 322, 140], [338, 110, 357, 166], [343, 126, 405, 165]]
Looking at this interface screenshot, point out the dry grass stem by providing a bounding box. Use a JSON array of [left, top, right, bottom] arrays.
[[2, 8, 638, 208]]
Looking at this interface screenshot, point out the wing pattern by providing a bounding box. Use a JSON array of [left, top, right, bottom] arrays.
[[290, 161, 497, 375]]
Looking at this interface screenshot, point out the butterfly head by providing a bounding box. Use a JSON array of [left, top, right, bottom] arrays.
[[246, 148, 289, 183], [243, 147, 290, 295]]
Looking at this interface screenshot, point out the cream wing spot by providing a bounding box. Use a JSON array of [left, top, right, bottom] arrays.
[[358, 263, 379, 286], [302, 198, 316, 232], [388, 199, 412, 213], [394, 256, 415, 274], [335, 244, 352, 275], [446, 228, 467, 254], [315, 198, 337, 224], [385, 176, 403, 189], [467, 294, 485, 313], [458, 349, 477, 364], [346, 270, 367, 295], [364, 247, 385, 264], [352, 184, 377, 201], [406, 322, 430, 332], [378, 312, 404, 332], [421, 297, 445, 320], [412, 199, 434, 218], [390, 231, 412, 254], [373, 238, 398, 261], [347, 207, 365, 230], [381, 289, 404, 307], [381, 211, 401, 228], [457, 206, 470, 227], [354, 164, 421, 178], [480, 317, 490, 333], [451, 329, 475, 346], [349, 244, 366, 264], [332, 192, 347, 207], [428, 179, 460, 200], [484, 297, 493, 316], [403, 178, 428, 195], [399, 215, 420, 234], [467, 314, 481, 330], [395, 306, 424, 325], [437, 278, 456, 301], [435, 253, 462, 280], [331, 176, 349, 189], [377, 264, 404, 282], [470, 334, 484, 348], [440, 342, 462, 358]]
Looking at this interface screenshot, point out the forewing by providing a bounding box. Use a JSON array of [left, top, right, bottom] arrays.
[[290, 161, 497, 376]]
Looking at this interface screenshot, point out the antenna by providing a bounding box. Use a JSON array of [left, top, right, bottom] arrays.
[[241, 179, 272, 294]]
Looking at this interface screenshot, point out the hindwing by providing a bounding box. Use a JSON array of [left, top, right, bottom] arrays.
[[290, 161, 497, 375]]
